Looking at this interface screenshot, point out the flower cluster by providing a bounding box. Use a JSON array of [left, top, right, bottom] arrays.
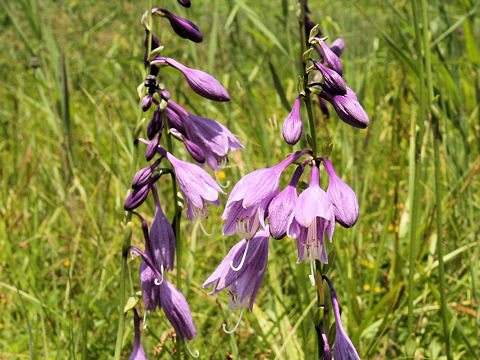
[[202, 1, 365, 357], [125, 3, 242, 358]]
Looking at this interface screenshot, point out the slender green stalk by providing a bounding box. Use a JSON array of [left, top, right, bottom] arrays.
[[420, 0, 452, 357], [407, 0, 427, 336]]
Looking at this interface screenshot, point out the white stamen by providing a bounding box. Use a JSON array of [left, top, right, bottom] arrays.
[[185, 342, 200, 358], [222, 308, 245, 334], [309, 261, 316, 286], [236, 217, 251, 239], [143, 312, 148, 329], [230, 240, 251, 272], [215, 172, 230, 189], [198, 220, 213, 236]]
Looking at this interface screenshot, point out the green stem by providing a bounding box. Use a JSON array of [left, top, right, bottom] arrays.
[[421, 0, 451, 357], [407, 0, 427, 336]]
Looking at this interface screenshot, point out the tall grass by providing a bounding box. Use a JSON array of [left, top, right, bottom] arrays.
[[0, 0, 478, 358]]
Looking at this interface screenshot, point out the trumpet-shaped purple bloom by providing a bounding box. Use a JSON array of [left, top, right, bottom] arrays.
[[222, 151, 309, 239], [153, 8, 203, 43], [129, 309, 148, 360], [158, 147, 224, 221], [282, 97, 303, 145], [330, 38, 345, 57], [315, 39, 343, 76], [150, 187, 176, 270], [324, 276, 360, 360], [287, 165, 335, 264], [311, 59, 347, 95], [168, 100, 243, 171], [202, 228, 270, 310], [159, 279, 197, 340], [322, 86, 369, 129], [323, 159, 359, 228], [267, 164, 305, 239], [152, 57, 230, 102]]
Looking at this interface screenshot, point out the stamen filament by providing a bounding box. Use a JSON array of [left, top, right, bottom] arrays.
[[309, 261, 316, 286], [222, 308, 245, 334], [230, 240, 250, 271]]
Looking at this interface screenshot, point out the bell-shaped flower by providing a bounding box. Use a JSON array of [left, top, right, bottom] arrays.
[[330, 38, 345, 57], [158, 147, 224, 221], [282, 97, 303, 145], [203, 228, 270, 311], [129, 309, 149, 360], [321, 86, 369, 129], [168, 100, 243, 171], [323, 159, 359, 228], [222, 151, 309, 239], [311, 59, 346, 95], [314, 38, 343, 76], [324, 276, 361, 360], [287, 165, 335, 264], [268, 164, 305, 239], [152, 57, 230, 102], [159, 279, 197, 340], [153, 8, 203, 43], [150, 186, 176, 270]]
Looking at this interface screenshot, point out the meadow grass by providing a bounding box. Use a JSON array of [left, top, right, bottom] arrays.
[[0, 0, 479, 359]]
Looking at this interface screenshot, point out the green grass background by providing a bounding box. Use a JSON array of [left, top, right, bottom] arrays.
[[0, 0, 479, 358]]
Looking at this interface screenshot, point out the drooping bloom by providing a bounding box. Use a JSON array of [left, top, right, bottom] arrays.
[[153, 8, 203, 43], [167, 100, 243, 171], [323, 159, 359, 228], [159, 279, 197, 340], [203, 228, 270, 310], [324, 276, 361, 360], [282, 96, 303, 145], [330, 38, 345, 57], [311, 59, 347, 95], [129, 309, 148, 360], [157, 147, 224, 221], [222, 151, 309, 239], [267, 164, 305, 239], [321, 86, 369, 129], [315, 38, 343, 76], [152, 57, 230, 102], [150, 186, 176, 270], [287, 164, 335, 264]]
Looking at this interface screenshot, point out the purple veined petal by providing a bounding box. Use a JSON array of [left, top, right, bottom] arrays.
[[323, 159, 359, 228], [124, 184, 150, 211], [139, 260, 160, 313], [177, 0, 191, 7], [147, 107, 164, 140], [132, 167, 153, 189], [152, 57, 230, 102], [330, 38, 345, 57], [324, 276, 361, 360], [183, 137, 206, 163], [153, 8, 203, 43], [282, 96, 303, 145], [311, 59, 347, 95], [268, 164, 305, 239], [318, 324, 332, 360], [322, 87, 369, 129], [159, 279, 197, 340], [145, 134, 160, 161], [315, 39, 343, 76], [129, 309, 149, 360], [142, 94, 153, 112]]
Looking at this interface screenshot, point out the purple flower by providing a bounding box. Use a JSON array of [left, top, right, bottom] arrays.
[[177, 0, 191, 7], [311, 59, 347, 95], [139, 260, 160, 312], [159, 279, 197, 340], [168, 100, 243, 171], [141, 94, 153, 111], [267, 164, 305, 239], [147, 106, 163, 140], [153, 8, 203, 43], [202, 228, 270, 311], [323, 159, 359, 228], [282, 97, 303, 145], [330, 38, 345, 57], [158, 147, 224, 221], [150, 186, 176, 270], [315, 38, 343, 76], [222, 151, 309, 239], [287, 164, 335, 264], [324, 276, 360, 360], [152, 57, 230, 102], [129, 309, 148, 360], [321, 86, 369, 129], [124, 184, 150, 211]]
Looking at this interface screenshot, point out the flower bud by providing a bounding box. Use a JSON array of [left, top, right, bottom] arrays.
[[323, 87, 369, 129], [323, 159, 359, 228], [330, 38, 345, 57], [282, 97, 303, 145], [154, 8, 203, 43], [317, 39, 343, 76], [184, 138, 205, 163], [141, 94, 153, 112], [124, 184, 150, 211], [147, 107, 164, 140], [145, 135, 159, 161], [311, 59, 346, 95], [132, 166, 153, 189]]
